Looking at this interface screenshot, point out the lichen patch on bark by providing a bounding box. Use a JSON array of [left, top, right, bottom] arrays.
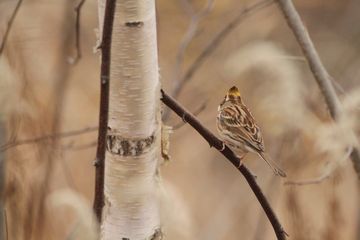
[[125, 21, 144, 27], [106, 133, 155, 156]]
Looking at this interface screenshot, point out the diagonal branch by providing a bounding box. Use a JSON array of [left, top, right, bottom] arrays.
[[163, 0, 214, 121], [173, 101, 206, 130], [172, 0, 274, 100], [161, 89, 288, 240], [0, 0, 23, 56], [173, 0, 214, 85], [275, 0, 341, 119], [275, 0, 360, 178]]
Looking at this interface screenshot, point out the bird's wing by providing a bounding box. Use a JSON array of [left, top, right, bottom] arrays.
[[219, 105, 265, 152]]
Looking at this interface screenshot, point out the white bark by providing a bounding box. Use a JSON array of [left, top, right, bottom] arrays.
[[98, 1, 161, 239]]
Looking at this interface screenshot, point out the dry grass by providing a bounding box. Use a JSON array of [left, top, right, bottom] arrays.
[[0, 0, 359, 239]]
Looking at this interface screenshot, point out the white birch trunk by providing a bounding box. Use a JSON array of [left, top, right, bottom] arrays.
[[98, 1, 161, 239]]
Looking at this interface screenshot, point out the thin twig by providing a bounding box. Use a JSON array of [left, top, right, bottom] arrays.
[[0, 0, 23, 56], [285, 147, 352, 186], [173, 101, 206, 130], [275, 0, 360, 178], [173, 0, 214, 82], [0, 126, 98, 153], [68, 0, 86, 64], [161, 89, 288, 240], [163, 0, 214, 120], [285, 173, 331, 186], [171, 0, 274, 100], [61, 140, 97, 151], [93, 0, 116, 223]]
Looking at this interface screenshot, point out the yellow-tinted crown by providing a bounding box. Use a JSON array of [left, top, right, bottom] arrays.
[[228, 86, 241, 97]]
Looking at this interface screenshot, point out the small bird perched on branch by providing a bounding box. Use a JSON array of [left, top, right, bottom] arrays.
[[217, 86, 286, 177]]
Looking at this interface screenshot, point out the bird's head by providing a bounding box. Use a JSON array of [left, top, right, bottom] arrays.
[[218, 86, 242, 111], [227, 86, 241, 99]]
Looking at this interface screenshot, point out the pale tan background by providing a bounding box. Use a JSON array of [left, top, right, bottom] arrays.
[[1, 0, 360, 239]]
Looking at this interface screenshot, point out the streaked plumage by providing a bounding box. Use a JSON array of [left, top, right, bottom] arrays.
[[217, 86, 286, 177]]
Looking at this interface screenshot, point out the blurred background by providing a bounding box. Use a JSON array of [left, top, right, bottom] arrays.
[[1, 0, 360, 239]]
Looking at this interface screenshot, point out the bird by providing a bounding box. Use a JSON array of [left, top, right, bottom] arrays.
[[216, 86, 286, 177]]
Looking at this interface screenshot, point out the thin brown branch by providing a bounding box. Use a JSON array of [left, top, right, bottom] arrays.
[[93, 0, 116, 223], [0, 126, 98, 153], [161, 89, 288, 240], [68, 0, 86, 64], [171, 0, 274, 100], [0, 0, 23, 56], [275, 0, 360, 178], [173, 101, 206, 130], [252, 134, 290, 240]]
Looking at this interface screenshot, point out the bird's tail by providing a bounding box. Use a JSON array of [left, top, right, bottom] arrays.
[[258, 152, 287, 178]]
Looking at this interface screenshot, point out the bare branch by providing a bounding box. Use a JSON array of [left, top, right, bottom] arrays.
[[0, 0, 23, 56], [161, 89, 288, 240], [275, 0, 360, 178], [171, 0, 274, 100], [276, 0, 341, 119], [162, 0, 214, 121], [173, 0, 214, 84], [285, 147, 352, 186], [61, 140, 97, 151], [0, 126, 98, 153], [285, 173, 331, 186], [93, 0, 116, 223], [173, 101, 207, 130], [68, 0, 86, 64], [252, 134, 290, 240]]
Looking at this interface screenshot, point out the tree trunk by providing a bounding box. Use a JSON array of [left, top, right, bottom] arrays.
[[97, 1, 162, 239]]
